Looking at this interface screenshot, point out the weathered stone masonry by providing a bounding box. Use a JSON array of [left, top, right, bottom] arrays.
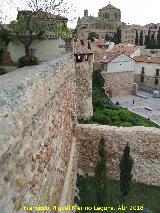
[[0, 54, 77, 212], [0, 53, 160, 213], [75, 124, 160, 186]]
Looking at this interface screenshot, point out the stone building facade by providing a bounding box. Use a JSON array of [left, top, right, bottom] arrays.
[[76, 3, 121, 40], [121, 23, 159, 45], [101, 54, 135, 97], [134, 56, 160, 90]]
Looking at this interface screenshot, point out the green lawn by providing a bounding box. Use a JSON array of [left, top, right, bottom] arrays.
[[75, 175, 160, 213], [79, 107, 160, 128]]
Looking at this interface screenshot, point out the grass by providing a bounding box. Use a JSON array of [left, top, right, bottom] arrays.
[[79, 70, 160, 128], [75, 175, 160, 213], [79, 107, 160, 128]]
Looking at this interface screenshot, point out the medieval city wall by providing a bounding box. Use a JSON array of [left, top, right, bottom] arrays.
[[0, 54, 77, 213], [75, 60, 93, 120], [75, 124, 160, 186]]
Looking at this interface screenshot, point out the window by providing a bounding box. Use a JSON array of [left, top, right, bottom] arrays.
[[76, 55, 83, 63], [141, 67, 145, 74], [154, 78, 159, 85], [156, 69, 160, 76], [85, 55, 88, 61]]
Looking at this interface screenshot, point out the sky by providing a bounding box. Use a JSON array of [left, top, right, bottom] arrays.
[[1, 0, 160, 28]]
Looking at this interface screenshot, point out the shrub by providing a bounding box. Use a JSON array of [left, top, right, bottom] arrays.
[[17, 55, 39, 68], [0, 67, 7, 76]]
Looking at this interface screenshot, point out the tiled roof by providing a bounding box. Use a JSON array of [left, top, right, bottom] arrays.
[[74, 42, 93, 54], [100, 43, 139, 63], [93, 39, 108, 46], [107, 43, 139, 56], [101, 52, 122, 63], [133, 56, 160, 64]]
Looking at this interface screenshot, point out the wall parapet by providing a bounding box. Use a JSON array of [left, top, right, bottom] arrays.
[[0, 54, 77, 212]]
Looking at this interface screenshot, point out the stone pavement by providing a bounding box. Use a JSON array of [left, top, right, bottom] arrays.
[[112, 91, 160, 125]]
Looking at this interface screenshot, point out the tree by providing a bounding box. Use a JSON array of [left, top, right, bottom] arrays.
[[157, 27, 160, 49], [145, 28, 151, 49], [112, 32, 119, 44], [116, 27, 121, 44], [88, 32, 99, 42], [95, 137, 107, 206], [88, 40, 91, 49], [119, 143, 134, 199], [135, 30, 139, 45], [139, 30, 143, 45], [150, 32, 156, 49], [105, 33, 110, 41], [0, 28, 10, 64], [10, 0, 72, 57]]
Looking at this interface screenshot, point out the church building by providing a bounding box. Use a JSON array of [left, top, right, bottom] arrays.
[[76, 3, 121, 40]]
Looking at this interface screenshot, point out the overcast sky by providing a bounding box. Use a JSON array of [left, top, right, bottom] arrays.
[[1, 0, 160, 28]]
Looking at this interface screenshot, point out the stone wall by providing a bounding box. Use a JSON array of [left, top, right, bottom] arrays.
[[75, 61, 93, 120], [0, 54, 77, 212], [103, 71, 134, 97], [75, 124, 160, 186], [134, 74, 160, 91]]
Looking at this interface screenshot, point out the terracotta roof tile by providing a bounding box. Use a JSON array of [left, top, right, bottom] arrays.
[[74, 42, 93, 54], [93, 39, 108, 46], [100, 44, 139, 63], [133, 56, 160, 64]]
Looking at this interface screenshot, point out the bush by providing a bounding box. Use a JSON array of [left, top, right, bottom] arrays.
[[17, 55, 39, 68], [0, 67, 7, 76]]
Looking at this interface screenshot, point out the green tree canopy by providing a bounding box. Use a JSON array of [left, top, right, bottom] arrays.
[[10, 0, 71, 57], [119, 143, 134, 198], [157, 27, 160, 49], [95, 137, 107, 206], [150, 32, 156, 49], [139, 30, 143, 45], [105, 33, 110, 41], [145, 28, 151, 49], [88, 32, 99, 42], [135, 30, 139, 45], [0, 28, 10, 51]]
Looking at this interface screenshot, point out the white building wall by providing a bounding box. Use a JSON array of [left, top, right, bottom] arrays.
[[8, 39, 66, 62], [107, 54, 135, 73], [135, 62, 160, 76]]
